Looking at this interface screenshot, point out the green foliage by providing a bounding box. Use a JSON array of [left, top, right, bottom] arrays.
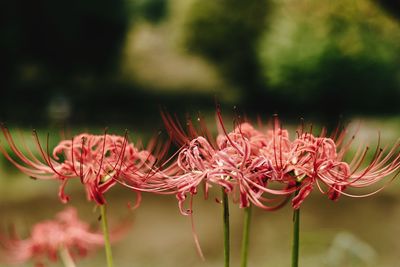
[[0, 0, 130, 122], [259, 0, 400, 113], [126, 0, 168, 23], [0, 0, 128, 77], [184, 0, 270, 93]]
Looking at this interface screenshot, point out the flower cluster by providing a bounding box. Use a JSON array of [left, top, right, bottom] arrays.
[[162, 112, 400, 213], [0, 127, 166, 206], [1, 115, 399, 213], [0, 207, 121, 266]]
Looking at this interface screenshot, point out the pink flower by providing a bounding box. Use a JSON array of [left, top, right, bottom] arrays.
[[214, 122, 295, 210], [172, 136, 234, 215], [162, 112, 295, 213], [0, 127, 155, 205], [0, 207, 126, 266], [163, 112, 400, 211], [111, 135, 179, 207], [266, 125, 400, 209]]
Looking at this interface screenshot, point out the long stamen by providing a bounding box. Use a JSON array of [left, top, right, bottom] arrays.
[[70, 137, 80, 177], [44, 133, 65, 178], [96, 129, 108, 183], [189, 193, 205, 261], [216, 107, 243, 155], [79, 137, 86, 183]]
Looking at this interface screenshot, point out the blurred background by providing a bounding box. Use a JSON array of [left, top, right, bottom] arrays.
[[0, 0, 399, 266]]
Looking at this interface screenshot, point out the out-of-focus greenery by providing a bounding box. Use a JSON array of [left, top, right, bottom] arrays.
[[0, 0, 399, 125], [183, 0, 270, 102], [0, 0, 127, 79], [377, 0, 400, 19], [259, 0, 400, 114], [0, 0, 168, 125], [126, 0, 168, 23]]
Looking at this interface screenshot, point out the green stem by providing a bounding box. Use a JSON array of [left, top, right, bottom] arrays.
[[222, 188, 230, 267], [291, 190, 300, 267], [59, 246, 76, 267], [100, 204, 114, 267], [240, 205, 252, 267]]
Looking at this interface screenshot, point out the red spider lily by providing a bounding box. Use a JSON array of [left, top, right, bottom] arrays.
[[110, 131, 178, 204], [214, 122, 296, 210], [160, 111, 296, 260], [288, 130, 400, 209], [161, 111, 295, 213], [171, 136, 234, 214], [0, 207, 127, 266], [162, 111, 400, 211], [254, 120, 400, 209], [0, 126, 158, 205]]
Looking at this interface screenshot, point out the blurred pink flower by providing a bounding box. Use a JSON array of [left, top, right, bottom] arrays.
[[0, 207, 127, 266]]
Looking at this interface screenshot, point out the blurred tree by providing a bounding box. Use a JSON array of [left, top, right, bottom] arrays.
[[0, 0, 127, 77], [377, 0, 400, 20], [0, 0, 128, 123], [128, 0, 168, 23], [183, 0, 271, 108], [0, 0, 173, 124], [259, 0, 400, 116]]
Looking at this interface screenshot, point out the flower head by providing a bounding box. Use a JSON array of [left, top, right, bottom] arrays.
[[0, 207, 126, 266], [263, 123, 400, 209], [162, 111, 400, 211], [0, 127, 157, 205], [161, 111, 295, 213]]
